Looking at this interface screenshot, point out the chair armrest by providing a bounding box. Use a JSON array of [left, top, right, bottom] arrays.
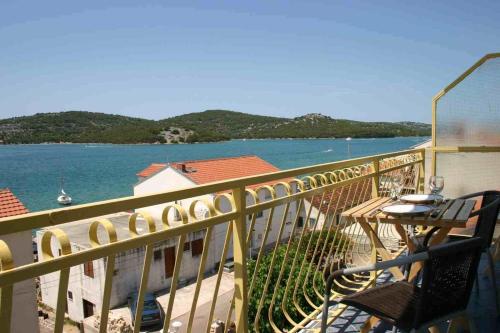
[[457, 191, 485, 200], [469, 196, 500, 217], [321, 251, 429, 332], [422, 226, 442, 248]]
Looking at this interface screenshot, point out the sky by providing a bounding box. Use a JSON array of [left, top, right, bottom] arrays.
[[0, 1, 499, 123]]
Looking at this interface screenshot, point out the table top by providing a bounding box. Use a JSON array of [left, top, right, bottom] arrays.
[[341, 196, 476, 228]]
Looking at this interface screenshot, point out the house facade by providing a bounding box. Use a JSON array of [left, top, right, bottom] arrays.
[[38, 155, 302, 324]]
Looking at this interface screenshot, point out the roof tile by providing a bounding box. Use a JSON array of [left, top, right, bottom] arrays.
[[0, 188, 29, 218]]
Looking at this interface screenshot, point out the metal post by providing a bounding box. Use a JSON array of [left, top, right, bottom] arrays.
[[232, 187, 248, 333], [371, 158, 380, 198]]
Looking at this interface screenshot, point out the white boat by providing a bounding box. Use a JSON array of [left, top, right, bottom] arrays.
[[346, 137, 352, 141], [57, 189, 72, 205], [57, 177, 72, 205]]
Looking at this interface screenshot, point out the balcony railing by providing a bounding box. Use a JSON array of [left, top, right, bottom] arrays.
[[0, 148, 425, 333]]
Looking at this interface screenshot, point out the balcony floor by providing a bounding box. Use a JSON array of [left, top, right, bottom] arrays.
[[311, 250, 499, 333]]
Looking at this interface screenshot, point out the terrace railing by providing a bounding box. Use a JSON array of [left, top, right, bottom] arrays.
[[0, 148, 425, 333]]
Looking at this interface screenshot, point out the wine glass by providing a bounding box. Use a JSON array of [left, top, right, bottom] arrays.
[[429, 176, 444, 195], [391, 174, 404, 200]]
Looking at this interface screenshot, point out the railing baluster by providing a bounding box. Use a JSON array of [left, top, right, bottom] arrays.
[[232, 186, 249, 333], [186, 200, 216, 333], [88, 219, 117, 333], [40, 229, 72, 333], [0, 240, 14, 333], [129, 212, 156, 333], [161, 205, 188, 332]]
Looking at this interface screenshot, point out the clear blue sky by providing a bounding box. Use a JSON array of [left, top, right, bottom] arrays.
[[1, 1, 499, 122]]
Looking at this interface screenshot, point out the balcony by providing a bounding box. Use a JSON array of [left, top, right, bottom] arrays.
[[0, 54, 499, 333]]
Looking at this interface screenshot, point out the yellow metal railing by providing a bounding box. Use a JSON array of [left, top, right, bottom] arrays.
[[0, 148, 425, 333]]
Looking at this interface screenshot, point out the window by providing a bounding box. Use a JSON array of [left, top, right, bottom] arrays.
[[335, 214, 341, 226], [153, 249, 162, 261], [83, 299, 95, 318], [309, 218, 316, 228], [164, 247, 176, 278], [256, 211, 264, 218], [83, 261, 94, 278], [191, 239, 203, 256], [297, 217, 304, 228], [68, 291, 73, 301], [183, 242, 191, 252]]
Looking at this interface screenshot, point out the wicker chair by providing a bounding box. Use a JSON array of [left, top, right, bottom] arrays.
[[321, 237, 483, 333], [422, 191, 500, 312]]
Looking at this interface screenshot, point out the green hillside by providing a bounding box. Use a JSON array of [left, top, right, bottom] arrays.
[[160, 110, 431, 139], [0, 111, 163, 144], [0, 110, 430, 144]]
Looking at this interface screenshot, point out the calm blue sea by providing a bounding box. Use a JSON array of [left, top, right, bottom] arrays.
[[0, 137, 428, 212]]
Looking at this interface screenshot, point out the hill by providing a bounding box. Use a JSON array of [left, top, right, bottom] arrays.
[[0, 110, 430, 144], [160, 110, 431, 140], [0, 111, 163, 144]]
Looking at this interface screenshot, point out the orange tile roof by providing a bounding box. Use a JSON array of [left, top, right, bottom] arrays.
[[137, 163, 167, 178], [136, 155, 290, 191], [169, 155, 280, 185], [0, 188, 29, 218]]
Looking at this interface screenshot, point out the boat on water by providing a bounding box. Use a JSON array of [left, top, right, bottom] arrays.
[[57, 177, 72, 205], [346, 137, 352, 141], [57, 189, 72, 205]]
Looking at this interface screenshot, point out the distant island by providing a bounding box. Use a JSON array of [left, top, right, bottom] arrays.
[[0, 110, 431, 144]]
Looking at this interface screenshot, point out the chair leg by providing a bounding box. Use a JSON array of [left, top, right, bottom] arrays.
[[486, 250, 500, 314], [474, 269, 480, 295], [361, 316, 380, 333], [446, 313, 476, 333]]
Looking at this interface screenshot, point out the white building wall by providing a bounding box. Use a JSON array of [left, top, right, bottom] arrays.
[[37, 235, 106, 323], [40, 168, 303, 323], [1, 231, 38, 333]]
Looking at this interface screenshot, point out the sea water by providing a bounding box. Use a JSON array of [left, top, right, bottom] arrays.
[[0, 137, 428, 212]]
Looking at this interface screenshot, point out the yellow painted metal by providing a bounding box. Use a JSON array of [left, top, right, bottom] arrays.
[[371, 158, 380, 198], [204, 193, 235, 333], [431, 146, 500, 153], [248, 186, 277, 298], [0, 149, 425, 333], [88, 219, 117, 333], [0, 211, 239, 287], [0, 149, 423, 235], [431, 53, 500, 175], [186, 199, 216, 333], [130, 211, 156, 333], [162, 205, 189, 332], [253, 184, 291, 331], [0, 240, 14, 333], [232, 186, 249, 333], [268, 199, 304, 332], [41, 228, 72, 333]]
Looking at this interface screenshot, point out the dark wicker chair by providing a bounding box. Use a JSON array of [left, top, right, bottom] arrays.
[[321, 237, 483, 333], [422, 191, 500, 312]]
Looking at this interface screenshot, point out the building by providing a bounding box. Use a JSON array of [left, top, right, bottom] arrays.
[[0, 189, 38, 333], [38, 155, 301, 324], [134, 155, 300, 259]]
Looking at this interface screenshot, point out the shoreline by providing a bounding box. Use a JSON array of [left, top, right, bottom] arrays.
[[0, 135, 430, 146]]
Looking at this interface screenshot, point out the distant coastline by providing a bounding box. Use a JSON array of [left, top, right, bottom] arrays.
[[0, 110, 431, 145], [0, 135, 431, 146]]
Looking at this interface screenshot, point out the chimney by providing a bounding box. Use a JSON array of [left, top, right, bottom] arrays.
[[181, 164, 187, 173]]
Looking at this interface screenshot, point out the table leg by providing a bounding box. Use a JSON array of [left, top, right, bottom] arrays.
[[394, 224, 417, 253], [357, 218, 404, 280]]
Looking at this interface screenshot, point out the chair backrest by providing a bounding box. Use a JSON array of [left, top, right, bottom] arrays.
[[472, 190, 500, 247], [413, 237, 483, 328]]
